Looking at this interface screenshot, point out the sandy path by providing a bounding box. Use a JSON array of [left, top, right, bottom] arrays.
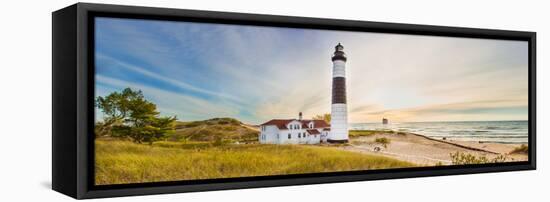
[[340, 132, 527, 166]]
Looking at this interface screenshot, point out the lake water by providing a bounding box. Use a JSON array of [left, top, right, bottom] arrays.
[[350, 121, 528, 144]]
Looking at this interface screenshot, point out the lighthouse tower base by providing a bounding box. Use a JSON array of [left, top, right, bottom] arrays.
[[328, 103, 349, 143]]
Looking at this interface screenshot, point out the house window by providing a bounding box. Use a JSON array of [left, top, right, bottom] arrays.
[[298, 133, 301, 138], [288, 134, 291, 139]]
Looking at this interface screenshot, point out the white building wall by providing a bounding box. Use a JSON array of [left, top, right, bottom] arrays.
[[321, 131, 329, 142], [280, 129, 301, 144], [260, 122, 326, 144], [306, 130, 321, 144], [260, 125, 281, 144]]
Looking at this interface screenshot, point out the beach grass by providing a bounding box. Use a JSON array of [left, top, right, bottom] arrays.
[[169, 118, 258, 143], [374, 137, 391, 148], [449, 152, 509, 165], [349, 130, 406, 138], [510, 144, 528, 154], [95, 139, 415, 185]]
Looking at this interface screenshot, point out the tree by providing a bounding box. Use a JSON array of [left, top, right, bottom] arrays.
[[95, 88, 176, 144], [312, 113, 331, 123]]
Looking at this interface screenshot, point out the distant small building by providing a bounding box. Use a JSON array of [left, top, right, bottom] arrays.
[[382, 118, 389, 124], [259, 112, 330, 144]]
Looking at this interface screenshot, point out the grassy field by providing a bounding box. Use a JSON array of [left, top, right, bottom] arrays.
[[95, 139, 415, 185]]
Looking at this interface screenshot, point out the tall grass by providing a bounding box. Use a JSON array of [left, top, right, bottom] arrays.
[[349, 130, 406, 138], [374, 137, 391, 148], [449, 152, 508, 165], [510, 144, 528, 155], [95, 140, 415, 185]]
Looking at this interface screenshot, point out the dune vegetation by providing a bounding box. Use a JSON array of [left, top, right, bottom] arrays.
[[168, 118, 258, 143], [510, 144, 528, 155], [95, 139, 415, 185], [348, 130, 407, 138]]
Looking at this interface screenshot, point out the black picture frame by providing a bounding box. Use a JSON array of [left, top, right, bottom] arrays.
[[52, 2, 536, 199]]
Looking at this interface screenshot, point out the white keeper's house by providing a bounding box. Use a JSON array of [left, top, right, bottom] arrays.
[[259, 43, 350, 144], [258, 112, 330, 144]]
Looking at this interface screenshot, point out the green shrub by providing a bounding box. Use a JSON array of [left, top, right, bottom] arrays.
[[349, 130, 407, 138], [374, 137, 391, 148], [450, 152, 508, 165]]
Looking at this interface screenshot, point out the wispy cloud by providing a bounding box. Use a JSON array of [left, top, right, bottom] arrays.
[[96, 75, 240, 121], [95, 17, 529, 124], [96, 53, 243, 103]]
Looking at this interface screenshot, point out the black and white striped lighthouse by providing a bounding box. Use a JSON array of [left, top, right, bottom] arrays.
[[328, 43, 349, 143]]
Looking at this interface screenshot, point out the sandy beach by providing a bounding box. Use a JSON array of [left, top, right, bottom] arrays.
[[340, 131, 527, 166]]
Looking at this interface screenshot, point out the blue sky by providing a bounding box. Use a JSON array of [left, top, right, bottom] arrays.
[[95, 17, 529, 124]]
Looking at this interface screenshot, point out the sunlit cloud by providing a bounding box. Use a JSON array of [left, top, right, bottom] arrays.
[[95, 17, 529, 124]]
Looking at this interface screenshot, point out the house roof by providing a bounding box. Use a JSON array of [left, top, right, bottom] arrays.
[[260, 119, 330, 130], [306, 129, 321, 135], [259, 119, 291, 129]]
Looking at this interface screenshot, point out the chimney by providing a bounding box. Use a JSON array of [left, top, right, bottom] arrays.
[[299, 112, 303, 120]]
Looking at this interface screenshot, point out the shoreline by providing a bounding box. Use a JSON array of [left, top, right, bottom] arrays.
[[338, 131, 527, 166]]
